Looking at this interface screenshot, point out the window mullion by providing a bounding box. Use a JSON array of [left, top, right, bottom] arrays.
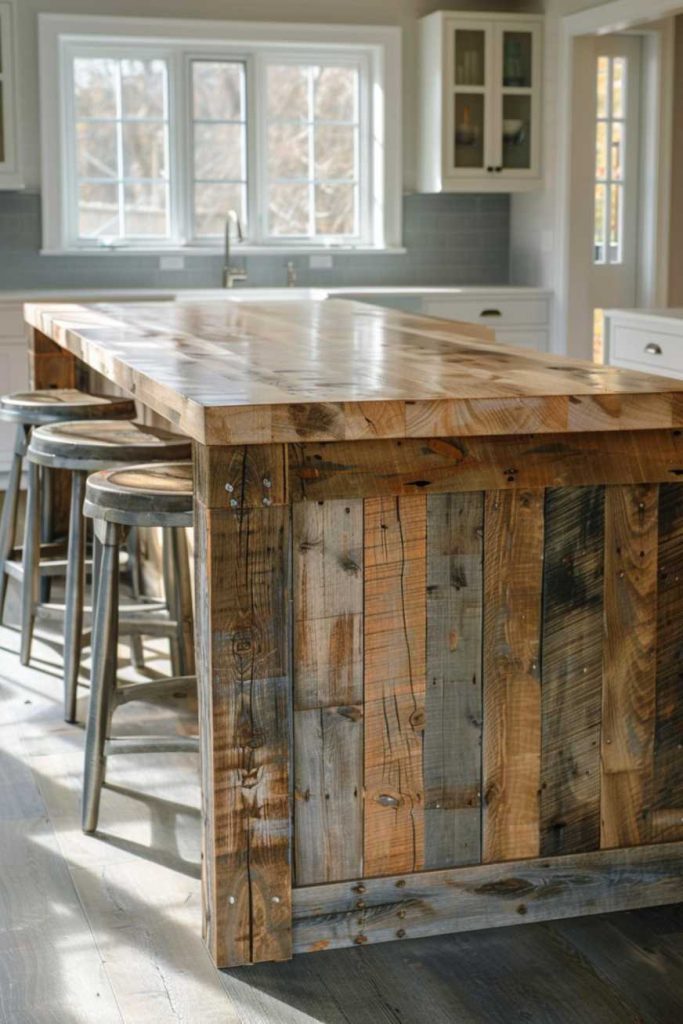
[[307, 67, 316, 239]]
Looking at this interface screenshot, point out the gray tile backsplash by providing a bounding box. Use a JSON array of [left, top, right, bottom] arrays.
[[0, 191, 509, 291]]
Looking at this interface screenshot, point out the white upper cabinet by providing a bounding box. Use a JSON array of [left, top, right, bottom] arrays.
[[419, 11, 543, 193], [0, 1, 21, 190]]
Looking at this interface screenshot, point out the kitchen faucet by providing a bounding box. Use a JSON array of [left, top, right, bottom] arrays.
[[223, 210, 248, 288]]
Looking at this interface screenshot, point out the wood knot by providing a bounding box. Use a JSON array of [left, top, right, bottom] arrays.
[[377, 793, 401, 808], [409, 707, 425, 731]]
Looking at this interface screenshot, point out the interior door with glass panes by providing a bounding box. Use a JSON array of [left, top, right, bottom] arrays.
[[449, 20, 493, 178], [493, 20, 541, 180], [591, 36, 642, 356]]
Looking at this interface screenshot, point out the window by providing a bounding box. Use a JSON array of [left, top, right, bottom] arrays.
[[594, 55, 626, 265], [40, 15, 400, 252]]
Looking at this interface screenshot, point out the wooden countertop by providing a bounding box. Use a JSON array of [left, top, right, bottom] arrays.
[[25, 299, 683, 445]]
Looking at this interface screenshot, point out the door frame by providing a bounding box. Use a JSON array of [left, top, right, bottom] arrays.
[[554, 0, 678, 360]]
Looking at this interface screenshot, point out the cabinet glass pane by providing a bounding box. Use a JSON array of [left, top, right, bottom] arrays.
[[502, 94, 531, 170], [454, 30, 485, 87], [454, 94, 485, 169], [502, 31, 532, 88]]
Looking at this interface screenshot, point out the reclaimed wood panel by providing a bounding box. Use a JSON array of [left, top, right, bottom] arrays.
[[601, 484, 658, 849], [294, 705, 363, 885], [540, 487, 604, 855], [363, 495, 427, 877], [293, 500, 363, 710], [289, 430, 683, 502], [652, 484, 683, 843], [483, 489, 544, 863], [293, 499, 364, 885], [291, 842, 683, 954], [424, 492, 483, 868], [194, 498, 291, 967]]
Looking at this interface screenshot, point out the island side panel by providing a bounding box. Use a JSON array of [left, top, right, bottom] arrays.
[[193, 443, 292, 968]]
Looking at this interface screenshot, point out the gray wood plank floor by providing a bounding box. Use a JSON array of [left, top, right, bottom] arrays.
[[0, 583, 682, 1024]]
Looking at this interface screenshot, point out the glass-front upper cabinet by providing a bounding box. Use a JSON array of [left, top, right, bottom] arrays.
[[0, 1, 21, 190], [419, 11, 543, 193]]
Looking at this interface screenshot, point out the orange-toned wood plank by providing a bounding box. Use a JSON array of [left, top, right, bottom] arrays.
[[363, 495, 427, 877], [601, 484, 658, 849], [482, 489, 544, 863]]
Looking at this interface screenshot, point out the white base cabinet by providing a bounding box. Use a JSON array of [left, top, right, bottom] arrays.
[[604, 308, 683, 379]]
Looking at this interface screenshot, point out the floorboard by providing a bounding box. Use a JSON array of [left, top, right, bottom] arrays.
[[0, 569, 682, 1024]]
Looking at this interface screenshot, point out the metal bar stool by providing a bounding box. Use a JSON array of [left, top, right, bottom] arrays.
[[0, 389, 136, 621], [81, 461, 197, 833], [22, 420, 193, 724]]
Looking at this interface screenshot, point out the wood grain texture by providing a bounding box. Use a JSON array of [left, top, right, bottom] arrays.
[[601, 485, 658, 849], [424, 492, 483, 869], [363, 495, 427, 877], [482, 489, 544, 863], [194, 494, 292, 968], [540, 487, 604, 855], [25, 300, 683, 445], [652, 484, 683, 843], [291, 842, 683, 954], [294, 705, 363, 886], [289, 430, 683, 501], [293, 500, 363, 711], [293, 499, 364, 885]]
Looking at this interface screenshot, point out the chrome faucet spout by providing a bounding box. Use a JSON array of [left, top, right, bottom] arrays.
[[223, 209, 247, 288]]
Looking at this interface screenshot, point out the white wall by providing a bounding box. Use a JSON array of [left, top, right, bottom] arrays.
[[15, 0, 538, 194]]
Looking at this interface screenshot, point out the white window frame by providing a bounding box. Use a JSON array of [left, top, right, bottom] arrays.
[[38, 13, 402, 254]]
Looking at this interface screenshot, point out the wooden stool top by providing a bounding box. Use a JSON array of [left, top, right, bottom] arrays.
[[0, 388, 135, 425], [28, 419, 191, 472], [83, 461, 194, 527]]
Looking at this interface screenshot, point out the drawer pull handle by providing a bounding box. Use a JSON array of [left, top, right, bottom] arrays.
[[645, 343, 663, 355], [480, 308, 502, 318]]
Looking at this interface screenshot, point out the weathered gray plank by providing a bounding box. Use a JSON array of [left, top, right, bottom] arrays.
[[291, 842, 683, 954], [540, 486, 604, 855], [424, 492, 483, 869], [294, 705, 363, 885]]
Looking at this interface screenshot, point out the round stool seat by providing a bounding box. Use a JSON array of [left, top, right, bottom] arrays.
[[0, 389, 135, 425], [84, 462, 193, 528], [28, 420, 191, 472]]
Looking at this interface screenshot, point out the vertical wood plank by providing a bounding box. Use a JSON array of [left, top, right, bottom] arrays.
[[364, 495, 427, 877], [293, 500, 364, 884], [294, 706, 363, 885], [540, 487, 604, 856], [482, 489, 544, 863], [652, 483, 683, 843], [424, 492, 483, 869], [601, 484, 658, 849], [195, 457, 292, 967], [293, 500, 363, 710]]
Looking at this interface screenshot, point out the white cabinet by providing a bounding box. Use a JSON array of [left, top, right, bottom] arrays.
[[0, 1, 21, 190], [420, 289, 551, 351], [604, 309, 683, 379], [419, 11, 543, 193]]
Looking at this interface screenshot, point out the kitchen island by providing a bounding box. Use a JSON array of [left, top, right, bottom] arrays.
[[24, 298, 683, 968]]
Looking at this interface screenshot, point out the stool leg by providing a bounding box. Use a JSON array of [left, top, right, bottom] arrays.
[[39, 466, 53, 604], [171, 526, 195, 677], [63, 471, 86, 724], [0, 424, 26, 621], [162, 527, 181, 676], [20, 461, 41, 666], [126, 527, 145, 670], [82, 520, 120, 834]]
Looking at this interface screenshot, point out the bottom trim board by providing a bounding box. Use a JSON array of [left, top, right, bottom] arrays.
[[291, 841, 683, 954]]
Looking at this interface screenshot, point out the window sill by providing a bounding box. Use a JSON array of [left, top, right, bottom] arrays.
[[40, 245, 408, 257]]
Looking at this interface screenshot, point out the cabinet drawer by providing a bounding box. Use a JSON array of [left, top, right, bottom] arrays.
[[422, 296, 549, 326], [611, 323, 683, 378]]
